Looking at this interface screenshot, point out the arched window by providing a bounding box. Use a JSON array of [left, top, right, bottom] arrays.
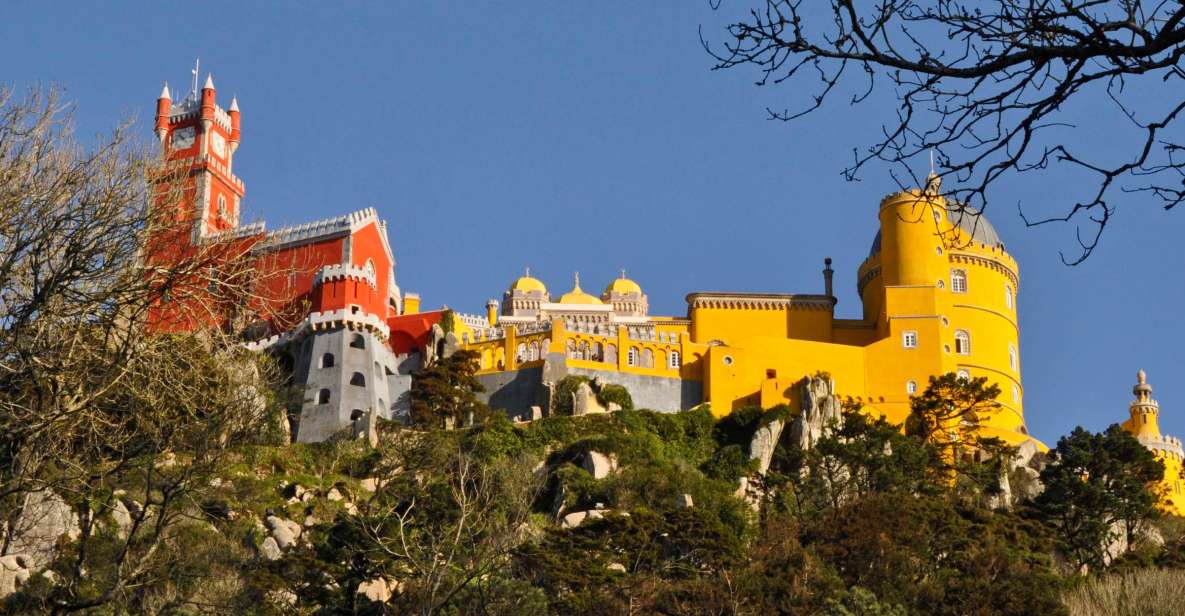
[[320, 353, 335, 368], [317, 389, 331, 404], [364, 258, 376, 281], [627, 347, 639, 367], [906, 380, 918, 394], [1005, 285, 1014, 309], [350, 333, 365, 349], [566, 339, 576, 359], [954, 330, 971, 355], [1012, 385, 1020, 402], [528, 341, 539, 361], [350, 372, 366, 387], [641, 348, 654, 368], [217, 195, 228, 219], [950, 269, 968, 293], [956, 369, 971, 381], [605, 344, 618, 364], [592, 342, 602, 362], [1009, 344, 1018, 371], [668, 350, 681, 369], [902, 330, 918, 349], [579, 340, 590, 360], [516, 342, 526, 362]]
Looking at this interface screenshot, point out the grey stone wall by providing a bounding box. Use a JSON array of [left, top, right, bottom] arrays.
[[566, 367, 701, 413], [475, 366, 545, 421]]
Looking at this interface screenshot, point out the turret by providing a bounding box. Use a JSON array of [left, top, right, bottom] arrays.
[[1129, 369, 1163, 440], [200, 74, 216, 121], [228, 96, 241, 155], [403, 292, 421, 315], [154, 83, 171, 143], [877, 174, 946, 287], [486, 299, 498, 326]]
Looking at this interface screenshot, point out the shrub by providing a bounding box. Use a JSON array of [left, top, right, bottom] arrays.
[[552, 376, 590, 415], [596, 384, 633, 410]]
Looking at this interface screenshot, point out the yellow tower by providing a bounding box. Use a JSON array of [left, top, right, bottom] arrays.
[[1121, 370, 1185, 516]]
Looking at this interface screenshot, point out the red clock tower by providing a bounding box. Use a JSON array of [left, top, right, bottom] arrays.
[[153, 74, 244, 238]]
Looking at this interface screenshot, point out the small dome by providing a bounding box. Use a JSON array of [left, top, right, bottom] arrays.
[[604, 271, 642, 296], [868, 203, 1003, 258], [558, 273, 603, 305], [509, 268, 547, 294]]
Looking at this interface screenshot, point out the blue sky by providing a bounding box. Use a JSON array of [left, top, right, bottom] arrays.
[[4, 2, 1183, 444]]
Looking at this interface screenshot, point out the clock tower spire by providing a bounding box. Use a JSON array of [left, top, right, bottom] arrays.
[[152, 66, 245, 238]]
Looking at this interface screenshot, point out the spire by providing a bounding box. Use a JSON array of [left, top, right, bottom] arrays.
[[203, 73, 215, 90], [159, 82, 171, 100], [573, 271, 582, 291], [620, 268, 627, 279], [229, 96, 239, 112], [924, 149, 941, 195], [524, 266, 531, 277]]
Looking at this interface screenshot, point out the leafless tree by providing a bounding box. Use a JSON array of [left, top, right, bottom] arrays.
[[0, 86, 291, 612], [705, 1, 1185, 262]]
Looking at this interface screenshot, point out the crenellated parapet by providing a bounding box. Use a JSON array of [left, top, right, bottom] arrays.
[[1139, 435, 1185, 461], [244, 307, 391, 352], [261, 207, 379, 249], [686, 292, 836, 311], [313, 263, 377, 289]]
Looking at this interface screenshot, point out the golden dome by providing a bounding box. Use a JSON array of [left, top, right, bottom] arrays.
[[603, 270, 642, 296], [509, 268, 547, 294], [558, 273, 603, 305]]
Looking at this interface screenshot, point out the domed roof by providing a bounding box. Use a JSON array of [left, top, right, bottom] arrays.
[[604, 271, 642, 296], [558, 273, 603, 305], [869, 203, 1003, 257], [509, 268, 547, 294]]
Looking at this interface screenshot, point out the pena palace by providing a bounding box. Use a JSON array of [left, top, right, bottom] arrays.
[[145, 72, 1184, 516]]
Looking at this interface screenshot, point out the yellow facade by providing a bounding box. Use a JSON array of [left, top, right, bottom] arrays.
[[1120, 370, 1185, 516], [452, 178, 1038, 449]]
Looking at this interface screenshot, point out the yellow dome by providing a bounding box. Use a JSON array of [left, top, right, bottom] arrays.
[[604, 272, 642, 296], [558, 273, 603, 305], [509, 268, 547, 294]]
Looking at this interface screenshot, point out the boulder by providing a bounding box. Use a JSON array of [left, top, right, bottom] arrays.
[[110, 498, 133, 537], [326, 487, 345, 502], [530, 405, 544, 421], [259, 536, 283, 561], [572, 382, 608, 416], [0, 554, 33, 600], [581, 451, 617, 479], [265, 515, 302, 550], [676, 493, 694, 508], [9, 490, 81, 568], [356, 577, 393, 604], [560, 509, 604, 529], [607, 563, 627, 573], [360, 478, 378, 493]]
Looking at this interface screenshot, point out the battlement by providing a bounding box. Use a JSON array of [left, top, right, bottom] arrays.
[[261, 207, 379, 249], [1139, 434, 1185, 460], [455, 312, 491, 330], [313, 263, 377, 289], [244, 307, 391, 352]]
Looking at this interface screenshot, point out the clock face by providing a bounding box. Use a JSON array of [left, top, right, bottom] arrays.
[[210, 131, 227, 158], [172, 126, 196, 150]]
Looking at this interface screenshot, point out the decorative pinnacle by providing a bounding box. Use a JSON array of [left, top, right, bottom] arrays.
[[204, 73, 215, 90], [229, 96, 239, 112], [159, 82, 171, 100], [524, 266, 531, 277], [573, 272, 582, 290], [1138, 368, 1147, 385], [620, 268, 627, 279]]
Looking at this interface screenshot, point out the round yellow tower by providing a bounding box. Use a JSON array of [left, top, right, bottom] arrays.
[[858, 175, 1031, 446]]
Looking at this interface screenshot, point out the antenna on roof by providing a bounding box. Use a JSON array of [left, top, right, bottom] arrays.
[[929, 148, 935, 175], [190, 58, 200, 101]]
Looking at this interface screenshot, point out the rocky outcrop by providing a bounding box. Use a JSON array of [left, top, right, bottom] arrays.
[[990, 438, 1046, 509], [265, 515, 302, 550], [787, 375, 844, 450], [561, 508, 605, 529], [572, 382, 609, 416], [356, 577, 397, 604], [676, 493, 694, 508], [0, 554, 32, 600], [581, 451, 617, 479], [9, 490, 81, 568]]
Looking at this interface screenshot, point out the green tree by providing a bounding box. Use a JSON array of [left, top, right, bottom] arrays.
[[409, 350, 487, 428], [905, 373, 1012, 493], [1033, 425, 1164, 572]]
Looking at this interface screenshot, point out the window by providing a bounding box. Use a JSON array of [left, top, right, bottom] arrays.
[[528, 341, 539, 361], [722, 355, 734, 366], [956, 369, 970, 381], [669, 351, 681, 369], [350, 409, 364, 421], [1012, 385, 1020, 402], [364, 258, 375, 281], [350, 372, 366, 387], [906, 380, 918, 394], [1005, 285, 1014, 309], [627, 347, 639, 367], [350, 333, 365, 349], [317, 389, 331, 404], [320, 353, 335, 368], [954, 330, 971, 355], [566, 339, 576, 359], [902, 331, 918, 349], [516, 342, 526, 362], [217, 195, 228, 219], [951, 269, 968, 293], [605, 344, 617, 364], [1009, 344, 1018, 371]]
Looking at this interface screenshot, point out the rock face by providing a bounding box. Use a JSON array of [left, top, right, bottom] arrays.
[[0, 554, 33, 600], [990, 438, 1047, 509], [572, 382, 609, 416], [259, 536, 283, 561], [581, 451, 618, 479], [787, 375, 844, 451], [9, 490, 81, 568]]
